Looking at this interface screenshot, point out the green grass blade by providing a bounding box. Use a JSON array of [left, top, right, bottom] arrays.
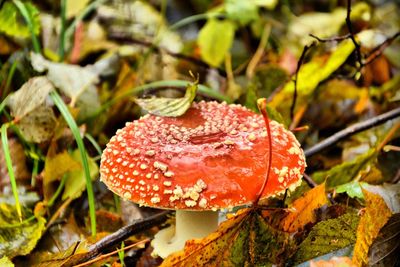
[[58, 0, 67, 61], [1, 123, 22, 221], [3, 60, 18, 99], [50, 91, 97, 236], [84, 133, 102, 156], [13, 0, 41, 53]]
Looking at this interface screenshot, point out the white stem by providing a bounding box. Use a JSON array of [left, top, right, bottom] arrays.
[[152, 210, 219, 258]]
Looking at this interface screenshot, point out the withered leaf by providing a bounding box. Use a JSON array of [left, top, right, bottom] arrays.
[[282, 183, 329, 232], [352, 190, 393, 266], [0, 203, 46, 259], [367, 213, 400, 266], [161, 208, 295, 266], [43, 150, 82, 184], [292, 212, 359, 265], [134, 81, 197, 117]]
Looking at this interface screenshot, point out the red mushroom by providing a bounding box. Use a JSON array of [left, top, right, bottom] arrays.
[[100, 101, 306, 258]]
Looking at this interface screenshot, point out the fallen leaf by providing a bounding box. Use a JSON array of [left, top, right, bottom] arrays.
[[62, 149, 98, 200], [134, 81, 197, 117], [336, 181, 369, 199], [292, 212, 359, 265], [7, 76, 57, 143], [28, 240, 89, 267], [0, 1, 40, 39], [367, 213, 400, 266], [0, 256, 14, 267], [363, 183, 400, 213], [225, 0, 259, 25], [16, 105, 57, 143], [281, 183, 329, 232], [7, 76, 54, 120], [352, 190, 392, 266], [312, 148, 377, 188], [198, 19, 235, 67], [43, 150, 82, 184], [310, 256, 356, 267], [161, 208, 295, 266], [30, 53, 99, 106], [0, 203, 46, 259], [0, 138, 30, 189]]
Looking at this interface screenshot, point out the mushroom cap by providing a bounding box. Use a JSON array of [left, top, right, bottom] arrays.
[[100, 101, 306, 210]]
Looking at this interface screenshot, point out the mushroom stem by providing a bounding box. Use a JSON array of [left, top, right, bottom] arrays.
[[152, 210, 219, 258]]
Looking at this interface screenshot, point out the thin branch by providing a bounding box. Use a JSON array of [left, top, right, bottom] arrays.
[[302, 173, 317, 188], [290, 42, 315, 122], [364, 31, 400, 66], [66, 211, 171, 266], [108, 32, 227, 77], [74, 239, 150, 267], [304, 106, 400, 157], [309, 33, 351, 43], [345, 0, 363, 68]]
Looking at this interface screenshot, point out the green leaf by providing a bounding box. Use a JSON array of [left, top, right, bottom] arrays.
[[134, 81, 198, 117], [312, 148, 377, 188], [336, 181, 369, 199], [0, 256, 14, 267], [292, 212, 360, 265], [0, 203, 46, 258], [0, 2, 40, 38], [198, 19, 235, 67], [62, 150, 98, 201], [225, 0, 259, 25]]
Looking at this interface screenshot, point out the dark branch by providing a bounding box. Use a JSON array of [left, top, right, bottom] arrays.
[[108, 32, 227, 77], [364, 31, 400, 66], [304, 106, 400, 157], [66, 210, 171, 266], [302, 173, 317, 188], [309, 33, 351, 43], [290, 42, 315, 122], [345, 0, 363, 69]]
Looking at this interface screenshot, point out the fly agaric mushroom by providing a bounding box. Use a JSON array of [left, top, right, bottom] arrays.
[[100, 101, 306, 258]]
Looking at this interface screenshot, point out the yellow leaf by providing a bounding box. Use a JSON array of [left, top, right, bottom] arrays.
[[282, 183, 329, 232], [352, 190, 392, 266], [44, 151, 81, 184]]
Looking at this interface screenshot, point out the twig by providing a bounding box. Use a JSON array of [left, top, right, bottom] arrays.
[[290, 42, 315, 122], [66, 211, 171, 266], [304, 106, 400, 157], [108, 32, 227, 77], [364, 31, 400, 66], [309, 33, 351, 43], [345, 0, 363, 69], [302, 173, 317, 188], [74, 239, 150, 267]]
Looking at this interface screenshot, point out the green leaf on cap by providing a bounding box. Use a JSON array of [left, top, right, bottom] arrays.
[[134, 80, 198, 117]]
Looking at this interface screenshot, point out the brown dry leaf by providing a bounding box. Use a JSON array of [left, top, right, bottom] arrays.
[[281, 183, 329, 232], [311, 256, 356, 267], [161, 208, 295, 266], [352, 190, 392, 266], [0, 138, 30, 189]]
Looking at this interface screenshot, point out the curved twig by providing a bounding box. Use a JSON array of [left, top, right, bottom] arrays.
[[304, 106, 400, 157]]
